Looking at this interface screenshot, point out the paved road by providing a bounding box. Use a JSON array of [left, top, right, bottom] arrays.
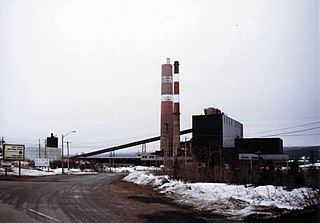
[[0, 173, 232, 223]]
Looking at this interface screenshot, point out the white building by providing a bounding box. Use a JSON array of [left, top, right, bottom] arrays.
[[25, 147, 61, 161]]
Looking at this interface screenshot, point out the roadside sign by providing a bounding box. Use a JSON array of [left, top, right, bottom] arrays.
[[35, 158, 50, 167], [3, 144, 25, 161]]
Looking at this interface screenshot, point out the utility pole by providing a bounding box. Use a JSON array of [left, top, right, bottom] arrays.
[[113, 151, 115, 166], [44, 139, 47, 158], [66, 141, 71, 170], [38, 139, 41, 158], [61, 131, 76, 174], [109, 152, 112, 171], [0, 136, 5, 154], [1, 137, 5, 175], [184, 137, 187, 167]]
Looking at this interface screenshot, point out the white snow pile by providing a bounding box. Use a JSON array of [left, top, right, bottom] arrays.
[[107, 165, 161, 174], [124, 170, 320, 220]]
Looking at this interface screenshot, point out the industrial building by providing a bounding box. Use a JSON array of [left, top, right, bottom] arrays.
[[235, 138, 283, 154], [236, 138, 288, 161], [25, 147, 61, 162], [191, 108, 288, 163], [192, 108, 243, 150]]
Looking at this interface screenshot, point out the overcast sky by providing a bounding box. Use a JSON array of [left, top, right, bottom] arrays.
[[1, 0, 319, 155]]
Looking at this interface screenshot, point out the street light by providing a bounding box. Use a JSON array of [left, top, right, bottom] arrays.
[[62, 130, 76, 174]]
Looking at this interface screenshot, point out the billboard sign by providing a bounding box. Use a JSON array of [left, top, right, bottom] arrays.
[[3, 144, 25, 161]]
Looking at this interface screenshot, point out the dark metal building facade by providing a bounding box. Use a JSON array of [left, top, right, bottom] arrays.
[[235, 138, 283, 154], [192, 108, 243, 150]]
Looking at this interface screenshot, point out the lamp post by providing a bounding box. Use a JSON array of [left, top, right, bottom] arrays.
[[62, 131, 76, 174]]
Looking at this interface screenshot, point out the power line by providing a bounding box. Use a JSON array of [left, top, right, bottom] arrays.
[[240, 117, 320, 122], [260, 126, 320, 138], [246, 121, 320, 135], [280, 133, 320, 137]]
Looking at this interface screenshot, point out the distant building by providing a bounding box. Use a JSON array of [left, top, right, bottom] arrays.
[[236, 138, 288, 161], [235, 138, 283, 154], [192, 108, 243, 150], [25, 147, 61, 162], [46, 133, 58, 148], [136, 151, 164, 166], [239, 153, 289, 161]]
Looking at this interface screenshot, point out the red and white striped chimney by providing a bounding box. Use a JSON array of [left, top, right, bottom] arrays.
[[172, 61, 180, 159], [160, 58, 173, 157]]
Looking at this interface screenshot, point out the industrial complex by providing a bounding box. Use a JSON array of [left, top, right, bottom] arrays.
[[1, 58, 293, 182], [67, 59, 290, 181]]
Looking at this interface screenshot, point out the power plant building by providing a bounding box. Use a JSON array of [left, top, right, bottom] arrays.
[[192, 108, 243, 150]]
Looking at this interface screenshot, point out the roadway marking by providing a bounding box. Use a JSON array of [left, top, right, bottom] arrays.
[[92, 183, 102, 191], [28, 209, 61, 222]]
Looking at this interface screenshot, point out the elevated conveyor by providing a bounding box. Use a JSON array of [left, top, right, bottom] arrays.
[[72, 129, 192, 158]]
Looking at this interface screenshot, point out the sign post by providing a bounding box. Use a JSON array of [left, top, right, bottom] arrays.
[[19, 161, 21, 176], [3, 144, 25, 176], [35, 158, 50, 172]]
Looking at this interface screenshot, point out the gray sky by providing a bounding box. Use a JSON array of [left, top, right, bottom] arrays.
[[1, 0, 319, 155]]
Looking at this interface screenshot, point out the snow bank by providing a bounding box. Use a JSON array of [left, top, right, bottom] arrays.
[[123, 171, 169, 186], [124, 170, 320, 220], [107, 165, 161, 173], [14, 168, 56, 176], [52, 168, 98, 175]]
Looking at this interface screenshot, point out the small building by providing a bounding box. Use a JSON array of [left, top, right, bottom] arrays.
[[136, 151, 164, 166]]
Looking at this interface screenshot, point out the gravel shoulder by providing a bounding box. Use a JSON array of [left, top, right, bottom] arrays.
[[103, 174, 234, 223], [0, 173, 233, 223]]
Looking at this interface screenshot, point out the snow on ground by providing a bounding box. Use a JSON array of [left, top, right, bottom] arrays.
[[0, 167, 97, 176], [1, 165, 319, 220], [122, 167, 320, 220], [106, 165, 160, 173], [300, 163, 320, 168]]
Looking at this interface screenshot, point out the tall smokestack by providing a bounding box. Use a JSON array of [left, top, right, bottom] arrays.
[[172, 61, 180, 159], [160, 58, 173, 158]]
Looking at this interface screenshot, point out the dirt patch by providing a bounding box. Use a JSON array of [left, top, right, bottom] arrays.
[[111, 175, 234, 223], [246, 205, 320, 223], [0, 175, 37, 181]]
